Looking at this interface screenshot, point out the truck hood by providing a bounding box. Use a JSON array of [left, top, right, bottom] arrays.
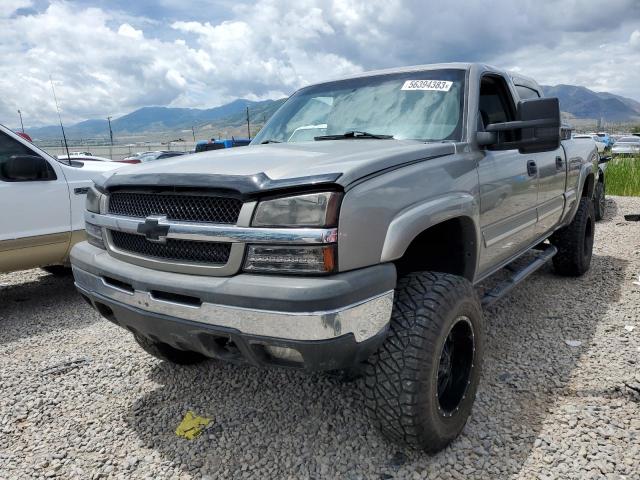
[[97, 140, 455, 194]]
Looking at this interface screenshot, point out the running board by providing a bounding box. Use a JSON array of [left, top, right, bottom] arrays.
[[481, 245, 557, 308]]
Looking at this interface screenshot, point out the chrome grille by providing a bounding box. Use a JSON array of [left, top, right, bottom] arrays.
[[110, 231, 232, 265], [108, 192, 242, 224]]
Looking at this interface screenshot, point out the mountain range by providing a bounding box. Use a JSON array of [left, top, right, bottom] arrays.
[[27, 98, 287, 140], [542, 85, 640, 122], [25, 84, 640, 140]]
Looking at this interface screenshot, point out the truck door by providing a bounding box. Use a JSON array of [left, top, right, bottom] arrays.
[[0, 130, 71, 272], [477, 74, 539, 272], [515, 85, 566, 235]]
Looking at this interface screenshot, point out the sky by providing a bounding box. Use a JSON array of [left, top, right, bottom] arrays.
[[2, 0, 640, 127]]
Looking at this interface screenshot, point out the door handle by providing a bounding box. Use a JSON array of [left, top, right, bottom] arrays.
[[527, 160, 537, 177], [555, 156, 564, 170]]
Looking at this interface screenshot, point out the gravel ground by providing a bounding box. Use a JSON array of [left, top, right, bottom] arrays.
[[1, 196, 639, 480]]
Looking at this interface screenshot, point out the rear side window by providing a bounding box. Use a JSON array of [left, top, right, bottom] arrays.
[[479, 75, 516, 126], [515, 85, 540, 100]]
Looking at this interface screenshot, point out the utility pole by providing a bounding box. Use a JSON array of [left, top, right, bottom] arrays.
[[246, 106, 250, 139], [191, 126, 196, 142], [17, 110, 25, 133], [107, 116, 114, 145], [107, 116, 114, 160]]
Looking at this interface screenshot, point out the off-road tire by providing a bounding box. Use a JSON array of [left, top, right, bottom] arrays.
[[551, 197, 595, 276], [364, 272, 483, 453], [42, 265, 72, 276], [133, 333, 207, 365], [594, 180, 605, 221]]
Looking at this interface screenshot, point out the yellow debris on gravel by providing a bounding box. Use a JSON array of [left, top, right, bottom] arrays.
[[175, 411, 211, 440]]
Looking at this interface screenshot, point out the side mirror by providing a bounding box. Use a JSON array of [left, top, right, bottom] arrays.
[[481, 97, 561, 153], [0, 154, 57, 182], [476, 131, 497, 146]]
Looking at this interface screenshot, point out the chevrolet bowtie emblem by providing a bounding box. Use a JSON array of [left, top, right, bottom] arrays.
[[137, 215, 170, 243]]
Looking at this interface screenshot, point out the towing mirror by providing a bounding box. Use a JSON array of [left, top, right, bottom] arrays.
[[0, 154, 57, 182], [481, 97, 561, 154]]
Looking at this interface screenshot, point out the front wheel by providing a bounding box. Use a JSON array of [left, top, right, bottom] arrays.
[[364, 272, 483, 453]]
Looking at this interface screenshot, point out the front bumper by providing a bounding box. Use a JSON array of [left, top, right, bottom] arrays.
[[71, 242, 396, 370]]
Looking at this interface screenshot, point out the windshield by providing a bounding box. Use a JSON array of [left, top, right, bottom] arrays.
[[252, 69, 466, 144], [618, 136, 640, 143]]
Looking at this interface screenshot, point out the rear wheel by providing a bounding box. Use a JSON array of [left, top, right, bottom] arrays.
[[133, 333, 207, 365], [364, 271, 483, 453], [594, 180, 605, 221], [551, 197, 595, 276]]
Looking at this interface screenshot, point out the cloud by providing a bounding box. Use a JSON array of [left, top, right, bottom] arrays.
[[1, 0, 33, 17], [1, 0, 639, 128], [117, 23, 143, 39]]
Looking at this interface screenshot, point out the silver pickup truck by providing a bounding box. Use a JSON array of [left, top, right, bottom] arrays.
[[71, 63, 599, 452]]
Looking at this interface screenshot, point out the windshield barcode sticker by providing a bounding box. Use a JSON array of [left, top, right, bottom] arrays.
[[401, 80, 453, 92]]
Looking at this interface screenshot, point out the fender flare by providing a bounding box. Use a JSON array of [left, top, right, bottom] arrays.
[[561, 162, 595, 226], [380, 192, 480, 264]]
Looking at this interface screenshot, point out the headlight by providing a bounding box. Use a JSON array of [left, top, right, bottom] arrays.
[[243, 245, 336, 274], [85, 221, 106, 250], [252, 192, 341, 227], [86, 186, 103, 213]]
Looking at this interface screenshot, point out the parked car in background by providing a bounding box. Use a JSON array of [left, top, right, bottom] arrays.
[[194, 138, 251, 152], [612, 136, 640, 157], [16, 132, 33, 142], [120, 151, 157, 163], [0, 123, 122, 275], [137, 151, 186, 162], [574, 134, 606, 156], [590, 132, 614, 149]]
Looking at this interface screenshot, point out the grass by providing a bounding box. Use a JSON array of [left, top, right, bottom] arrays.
[[605, 156, 640, 196]]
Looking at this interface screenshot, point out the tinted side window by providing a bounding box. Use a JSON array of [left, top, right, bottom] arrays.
[[516, 85, 540, 100], [0, 131, 56, 182]]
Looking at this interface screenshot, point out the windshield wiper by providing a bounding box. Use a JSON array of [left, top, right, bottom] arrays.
[[260, 139, 282, 144], [314, 131, 394, 140]]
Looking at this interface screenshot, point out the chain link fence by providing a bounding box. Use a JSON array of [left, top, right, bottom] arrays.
[[34, 141, 198, 160]]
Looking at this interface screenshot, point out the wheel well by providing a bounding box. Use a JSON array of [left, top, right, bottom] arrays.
[[582, 173, 595, 198], [394, 217, 477, 280]]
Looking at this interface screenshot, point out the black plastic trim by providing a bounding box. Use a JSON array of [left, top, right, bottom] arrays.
[[82, 289, 387, 371], [99, 171, 343, 198]]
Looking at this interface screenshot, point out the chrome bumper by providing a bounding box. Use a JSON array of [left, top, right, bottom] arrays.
[[73, 266, 394, 343]]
